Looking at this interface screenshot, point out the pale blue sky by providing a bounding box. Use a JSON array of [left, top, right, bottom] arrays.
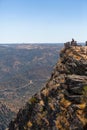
[[0, 0, 86, 43]]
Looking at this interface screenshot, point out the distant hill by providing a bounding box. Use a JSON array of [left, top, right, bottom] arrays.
[[0, 44, 63, 129]]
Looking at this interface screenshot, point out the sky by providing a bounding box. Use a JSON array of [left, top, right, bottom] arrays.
[[0, 0, 87, 43]]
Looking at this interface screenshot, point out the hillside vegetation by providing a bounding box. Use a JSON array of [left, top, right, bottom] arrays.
[[9, 41, 87, 130], [0, 44, 63, 129]]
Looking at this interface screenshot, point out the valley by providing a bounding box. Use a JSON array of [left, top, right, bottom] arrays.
[[0, 44, 63, 129]]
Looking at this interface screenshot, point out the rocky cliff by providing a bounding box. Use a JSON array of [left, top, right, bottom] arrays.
[[8, 42, 87, 130], [0, 102, 15, 130]]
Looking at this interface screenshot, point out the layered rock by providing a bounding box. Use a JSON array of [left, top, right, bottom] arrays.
[[8, 43, 87, 130]]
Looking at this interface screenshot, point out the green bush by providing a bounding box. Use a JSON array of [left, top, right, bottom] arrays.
[[29, 97, 37, 104], [83, 86, 87, 91]]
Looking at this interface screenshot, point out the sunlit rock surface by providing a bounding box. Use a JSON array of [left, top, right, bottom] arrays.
[[8, 43, 87, 130]]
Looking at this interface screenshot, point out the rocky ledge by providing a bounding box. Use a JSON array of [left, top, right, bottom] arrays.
[[8, 41, 87, 130]]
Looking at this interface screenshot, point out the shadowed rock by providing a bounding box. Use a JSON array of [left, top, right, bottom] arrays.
[[8, 41, 87, 130]]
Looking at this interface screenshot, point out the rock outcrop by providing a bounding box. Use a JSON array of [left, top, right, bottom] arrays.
[[0, 102, 15, 130], [8, 41, 87, 130]]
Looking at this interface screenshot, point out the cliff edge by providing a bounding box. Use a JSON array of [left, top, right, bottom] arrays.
[[8, 41, 87, 130]]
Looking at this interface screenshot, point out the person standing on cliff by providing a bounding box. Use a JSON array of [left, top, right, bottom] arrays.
[[71, 38, 77, 46]]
